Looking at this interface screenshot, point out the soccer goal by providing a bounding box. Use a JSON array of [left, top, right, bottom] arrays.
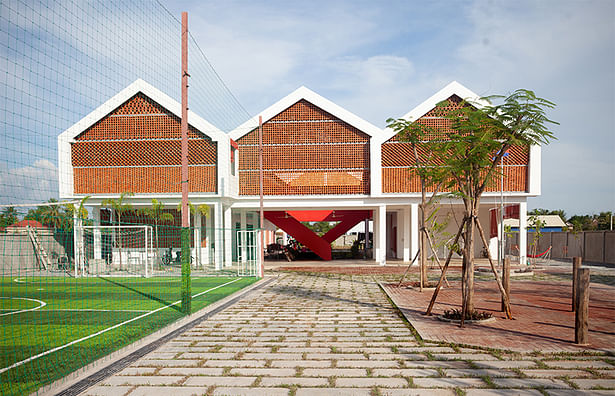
[[76, 225, 154, 277]]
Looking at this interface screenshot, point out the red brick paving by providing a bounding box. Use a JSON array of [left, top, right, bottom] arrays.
[[382, 279, 615, 353]]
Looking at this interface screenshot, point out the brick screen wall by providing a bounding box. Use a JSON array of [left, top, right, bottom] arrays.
[[72, 93, 217, 194], [382, 95, 529, 193], [100, 208, 190, 249], [237, 100, 370, 195]]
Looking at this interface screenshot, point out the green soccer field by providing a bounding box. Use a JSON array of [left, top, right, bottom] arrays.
[[0, 275, 258, 396]]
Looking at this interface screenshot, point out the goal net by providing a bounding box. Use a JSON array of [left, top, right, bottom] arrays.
[[77, 225, 154, 277]]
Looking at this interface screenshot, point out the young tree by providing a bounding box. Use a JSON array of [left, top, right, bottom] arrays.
[[64, 196, 91, 272], [427, 89, 557, 324], [0, 206, 20, 228], [527, 215, 546, 265], [176, 201, 210, 219], [64, 196, 91, 225], [386, 116, 448, 289], [139, 199, 175, 267], [102, 192, 134, 270]]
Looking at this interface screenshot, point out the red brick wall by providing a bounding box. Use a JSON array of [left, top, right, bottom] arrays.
[[237, 100, 370, 195], [72, 93, 217, 194], [382, 95, 529, 193]]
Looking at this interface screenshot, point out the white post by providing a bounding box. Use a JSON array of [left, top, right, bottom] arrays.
[[93, 207, 102, 260], [403, 206, 411, 262], [376, 205, 386, 266], [373, 208, 379, 262], [195, 211, 202, 268], [240, 210, 247, 263], [204, 207, 211, 266], [519, 201, 527, 266], [214, 203, 223, 270], [73, 212, 79, 277], [224, 206, 233, 267], [410, 203, 419, 263]]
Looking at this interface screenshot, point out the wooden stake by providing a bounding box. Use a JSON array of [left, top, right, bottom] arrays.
[[475, 217, 512, 319], [572, 256, 582, 312], [575, 267, 590, 344], [425, 217, 465, 316], [501, 256, 510, 312], [424, 228, 450, 288], [397, 248, 421, 287]]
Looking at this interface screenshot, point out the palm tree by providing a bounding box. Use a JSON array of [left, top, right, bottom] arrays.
[[64, 196, 91, 274], [139, 199, 174, 268], [64, 196, 91, 226], [102, 192, 134, 270], [176, 202, 210, 268]]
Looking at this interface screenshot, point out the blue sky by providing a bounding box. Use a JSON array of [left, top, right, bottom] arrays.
[[164, 0, 614, 216], [1, 0, 613, 217]]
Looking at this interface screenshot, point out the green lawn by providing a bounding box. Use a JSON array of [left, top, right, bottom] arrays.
[[0, 275, 258, 396]]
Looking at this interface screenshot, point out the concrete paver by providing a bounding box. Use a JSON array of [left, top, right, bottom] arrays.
[[76, 272, 615, 396]]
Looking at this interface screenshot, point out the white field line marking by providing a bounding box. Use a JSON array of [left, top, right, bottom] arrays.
[[13, 278, 26, 283], [0, 297, 46, 317], [50, 309, 152, 312], [0, 278, 241, 374]]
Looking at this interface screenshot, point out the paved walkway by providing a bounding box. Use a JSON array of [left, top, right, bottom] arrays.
[[81, 273, 615, 396]]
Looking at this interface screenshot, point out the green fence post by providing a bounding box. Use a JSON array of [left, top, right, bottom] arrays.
[[181, 227, 191, 314]]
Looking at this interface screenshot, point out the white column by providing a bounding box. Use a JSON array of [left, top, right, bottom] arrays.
[[194, 211, 202, 268], [93, 207, 102, 260], [373, 208, 379, 262], [403, 206, 410, 262], [240, 210, 247, 263], [204, 208, 211, 266], [214, 203, 223, 270], [519, 201, 527, 265], [375, 205, 386, 265], [224, 206, 233, 267], [410, 203, 419, 263], [396, 212, 403, 259]]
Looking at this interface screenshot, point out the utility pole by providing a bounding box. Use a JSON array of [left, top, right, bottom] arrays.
[[180, 11, 191, 314], [259, 116, 264, 278]]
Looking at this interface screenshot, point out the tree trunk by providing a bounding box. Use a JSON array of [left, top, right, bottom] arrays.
[[461, 208, 475, 325], [118, 213, 123, 271], [425, 218, 465, 316], [419, 204, 428, 289]]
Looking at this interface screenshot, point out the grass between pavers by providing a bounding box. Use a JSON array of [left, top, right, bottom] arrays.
[[0, 275, 258, 396]]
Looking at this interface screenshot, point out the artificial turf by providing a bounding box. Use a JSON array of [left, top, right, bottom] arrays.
[[0, 275, 258, 395]]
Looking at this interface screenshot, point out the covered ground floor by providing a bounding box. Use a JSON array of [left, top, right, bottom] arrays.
[[75, 195, 529, 276]]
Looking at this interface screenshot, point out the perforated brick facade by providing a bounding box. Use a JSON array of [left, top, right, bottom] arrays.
[[237, 100, 370, 195], [382, 95, 529, 193], [72, 93, 217, 194], [100, 209, 189, 249]]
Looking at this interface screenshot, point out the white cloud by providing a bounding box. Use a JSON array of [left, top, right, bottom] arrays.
[[0, 160, 59, 206]]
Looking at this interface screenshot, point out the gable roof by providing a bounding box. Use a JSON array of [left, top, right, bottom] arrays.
[[381, 81, 488, 142], [58, 79, 226, 142], [229, 86, 383, 140], [504, 215, 567, 229]]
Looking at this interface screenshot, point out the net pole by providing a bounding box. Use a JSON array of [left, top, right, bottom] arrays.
[[145, 226, 149, 278], [180, 11, 191, 314], [259, 115, 264, 278]]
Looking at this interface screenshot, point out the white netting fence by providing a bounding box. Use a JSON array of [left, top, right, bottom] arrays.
[[78, 225, 154, 277]]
